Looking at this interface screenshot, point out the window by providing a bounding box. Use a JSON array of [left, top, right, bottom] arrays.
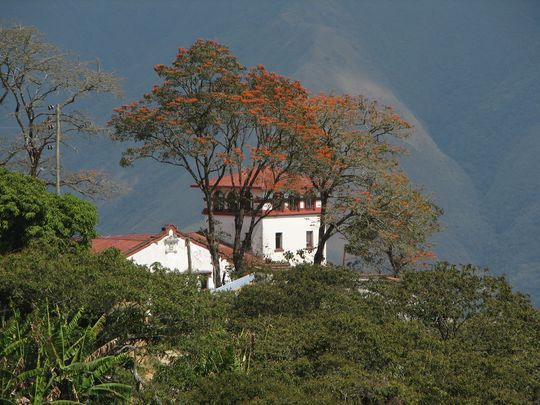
[[306, 230, 313, 248], [226, 191, 238, 211], [213, 191, 225, 211], [287, 194, 299, 210], [275, 232, 283, 251], [304, 192, 315, 209]]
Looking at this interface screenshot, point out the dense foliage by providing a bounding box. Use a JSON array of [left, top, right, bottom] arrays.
[[146, 264, 539, 404], [0, 242, 225, 403], [2, 241, 537, 403], [0, 169, 97, 253]]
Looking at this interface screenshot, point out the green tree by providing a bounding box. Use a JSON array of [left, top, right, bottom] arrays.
[[0, 24, 121, 196], [0, 242, 224, 347], [0, 169, 97, 253], [110, 39, 311, 279], [0, 241, 229, 402], [298, 94, 416, 265], [0, 305, 131, 404], [344, 170, 442, 274], [148, 264, 539, 404]]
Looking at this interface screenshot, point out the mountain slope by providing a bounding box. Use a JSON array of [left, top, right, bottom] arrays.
[[3, 0, 539, 302]]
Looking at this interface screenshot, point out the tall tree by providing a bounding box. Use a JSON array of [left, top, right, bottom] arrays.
[[111, 40, 311, 281], [111, 40, 244, 287], [299, 94, 416, 264], [219, 66, 311, 274], [0, 24, 121, 196], [343, 170, 442, 274]]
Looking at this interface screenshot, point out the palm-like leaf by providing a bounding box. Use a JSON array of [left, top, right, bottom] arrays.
[[87, 382, 131, 401], [0, 306, 132, 403]]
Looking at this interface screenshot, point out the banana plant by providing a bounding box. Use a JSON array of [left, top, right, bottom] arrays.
[[0, 304, 132, 404]]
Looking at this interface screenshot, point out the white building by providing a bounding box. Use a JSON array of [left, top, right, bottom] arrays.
[[91, 224, 237, 288], [196, 170, 325, 265], [93, 169, 325, 289]]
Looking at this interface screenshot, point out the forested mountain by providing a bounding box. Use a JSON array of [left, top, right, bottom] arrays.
[[3, 0, 539, 302]]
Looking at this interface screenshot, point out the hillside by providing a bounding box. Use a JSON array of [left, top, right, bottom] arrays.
[[3, 0, 539, 302]]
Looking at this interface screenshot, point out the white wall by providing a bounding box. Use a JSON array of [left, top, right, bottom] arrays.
[[213, 214, 264, 256], [211, 190, 324, 265], [261, 214, 324, 264], [129, 229, 231, 289]]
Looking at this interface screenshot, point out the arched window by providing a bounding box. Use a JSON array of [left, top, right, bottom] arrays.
[[241, 191, 253, 211], [272, 192, 284, 211], [304, 192, 315, 209], [213, 191, 225, 211], [226, 191, 238, 211], [287, 193, 299, 211]]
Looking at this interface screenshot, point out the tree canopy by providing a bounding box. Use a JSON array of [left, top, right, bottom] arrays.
[[111, 39, 313, 279], [1, 238, 538, 403], [145, 264, 540, 404], [0, 168, 97, 253]]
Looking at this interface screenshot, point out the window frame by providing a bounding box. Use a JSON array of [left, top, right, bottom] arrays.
[[275, 232, 283, 251], [306, 230, 314, 249]]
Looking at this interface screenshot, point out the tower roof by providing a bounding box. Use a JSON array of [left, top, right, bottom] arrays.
[[192, 168, 314, 193]]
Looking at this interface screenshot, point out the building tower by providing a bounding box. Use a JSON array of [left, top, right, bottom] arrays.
[[198, 170, 325, 264]]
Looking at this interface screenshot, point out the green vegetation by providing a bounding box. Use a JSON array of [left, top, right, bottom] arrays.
[[0, 174, 536, 403], [0, 169, 97, 254], [1, 239, 538, 403], [0, 24, 538, 402], [1, 305, 131, 404]]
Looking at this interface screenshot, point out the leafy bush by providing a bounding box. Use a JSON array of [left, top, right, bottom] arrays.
[[0, 169, 97, 253], [0, 304, 131, 404], [147, 264, 540, 404]]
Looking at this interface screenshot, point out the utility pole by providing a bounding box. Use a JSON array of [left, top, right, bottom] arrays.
[[48, 104, 61, 194], [55, 104, 61, 195]]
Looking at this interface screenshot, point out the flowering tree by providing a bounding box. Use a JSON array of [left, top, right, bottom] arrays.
[[111, 40, 243, 286], [342, 170, 442, 274], [110, 40, 312, 282], [299, 94, 427, 266], [222, 66, 312, 273]]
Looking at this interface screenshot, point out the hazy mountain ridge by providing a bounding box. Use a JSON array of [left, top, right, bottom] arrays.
[[3, 0, 539, 302]]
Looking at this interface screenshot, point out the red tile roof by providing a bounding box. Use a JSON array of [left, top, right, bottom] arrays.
[[191, 168, 314, 193], [91, 233, 156, 256]]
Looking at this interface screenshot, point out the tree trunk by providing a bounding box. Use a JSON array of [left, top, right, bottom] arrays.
[[313, 193, 329, 265], [386, 247, 403, 276], [204, 196, 223, 288], [313, 244, 325, 265], [232, 207, 245, 275]]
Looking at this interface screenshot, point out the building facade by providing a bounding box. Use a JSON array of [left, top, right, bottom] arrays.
[[199, 171, 326, 264], [91, 224, 233, 288]]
